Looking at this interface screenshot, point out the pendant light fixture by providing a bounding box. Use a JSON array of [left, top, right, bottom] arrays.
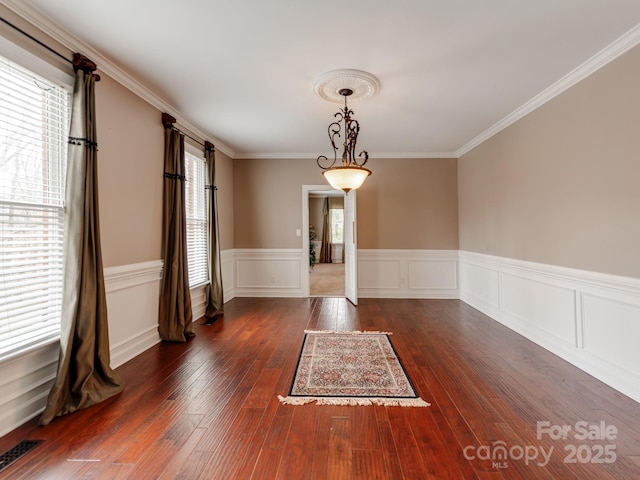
[[314, 70, 379, 193]]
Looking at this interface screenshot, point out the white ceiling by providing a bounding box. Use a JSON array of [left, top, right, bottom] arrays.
[[7, 0, 640, 159]]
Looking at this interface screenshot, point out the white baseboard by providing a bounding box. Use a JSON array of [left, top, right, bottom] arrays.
[[358, 249, 459, 298], [459, 251, 640, 404]]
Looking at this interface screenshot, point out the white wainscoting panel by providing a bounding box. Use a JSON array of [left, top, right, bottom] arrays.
[[230, 249, 458, 298], [358, 250, 459, 298], [500, 272, 577, 347], [221, 249, 235, 302], [409, 259, 458, 291], [459, 251, 640, 403], [105, 260, 163, 368], [581, 292, 640, 379], [458, 260, 500, 314], [234, 249, 305, 297], [358, 259, 402, 290]]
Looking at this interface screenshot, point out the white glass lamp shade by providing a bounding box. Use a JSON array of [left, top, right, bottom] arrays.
[[322, 166, 371, 193]]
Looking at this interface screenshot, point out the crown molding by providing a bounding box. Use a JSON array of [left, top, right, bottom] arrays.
[[456, 22, 640, 158], [371, 151, 458, 159], [238, 151, 458, 160], [1, 0, 236, 158], [236, 153, 319, 160], [6, 1, 639, 162]]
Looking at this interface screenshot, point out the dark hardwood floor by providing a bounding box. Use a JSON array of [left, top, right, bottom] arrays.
[[1, 297, 639, 479]]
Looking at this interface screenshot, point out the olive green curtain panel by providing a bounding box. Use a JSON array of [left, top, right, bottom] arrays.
[[204, 142, 224, 321], [39, 54, 124, 426], [158, 113, 194, 342]]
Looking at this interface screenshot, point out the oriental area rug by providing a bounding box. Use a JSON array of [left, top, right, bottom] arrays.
[[278, 330, 430, 407]]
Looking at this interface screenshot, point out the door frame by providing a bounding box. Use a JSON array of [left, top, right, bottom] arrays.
[[343, 189, 358, 305], [302, 184, 352, 297]]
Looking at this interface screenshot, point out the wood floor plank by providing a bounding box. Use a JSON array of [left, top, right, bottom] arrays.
[[155, 427, 208, 480], [197, 407, 266, 479], [1, 297, 639, 479], [373, 406, 406, 479], [327, 415, 353, 479], [276, 405, 318, 480], [352, 448, 387, 480], [386, 407, 431, 479]]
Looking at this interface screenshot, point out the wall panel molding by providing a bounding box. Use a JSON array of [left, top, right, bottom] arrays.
[[234, 249, 305, 297], [358, 249, 459, 299], [459, 250, 640, 403], [230, 248, 459, 299], [103, 260, 163, 368]]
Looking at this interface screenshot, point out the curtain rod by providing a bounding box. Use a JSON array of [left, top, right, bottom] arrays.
[[0, 16, 73, 65], [178, 129, 206, 149], [162, 113, 214, 151]]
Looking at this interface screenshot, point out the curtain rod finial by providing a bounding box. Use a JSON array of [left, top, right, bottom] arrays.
[[162, 112, 176, 129], [205, 141, 215, 152], [72, 53, 97, 74]]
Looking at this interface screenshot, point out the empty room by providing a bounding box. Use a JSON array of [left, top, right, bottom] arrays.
[[1, 1, 640, 479]]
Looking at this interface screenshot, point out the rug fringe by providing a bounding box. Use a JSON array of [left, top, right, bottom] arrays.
[[304, 330, 393, 335], [277, 395, 430, 407]]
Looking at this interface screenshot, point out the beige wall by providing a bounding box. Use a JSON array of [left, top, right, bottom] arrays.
[[215, 149, 234, 251], [96, 75, 164, 267], [96, 79, 235, 264], [233, 157, 459, 250], [458, 44, 640, 279], [233, 159, 315, 248], [358, 158, 458, 249]]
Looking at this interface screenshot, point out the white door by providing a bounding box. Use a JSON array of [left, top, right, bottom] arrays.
[[344, 190, 358, 305]]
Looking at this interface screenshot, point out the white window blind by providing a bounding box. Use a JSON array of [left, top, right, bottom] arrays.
[[184, 151, 208, 287], [0, 54, 70, 359]]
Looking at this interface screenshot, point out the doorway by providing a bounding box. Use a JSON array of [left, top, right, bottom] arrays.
[[308, 190, 345, 297], [303, 185, 353, 298]]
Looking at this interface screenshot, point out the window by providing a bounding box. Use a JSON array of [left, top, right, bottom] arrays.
[[0, 54, 71, 358], [330, 208, 344, 243], [184, 150, 208, 287]]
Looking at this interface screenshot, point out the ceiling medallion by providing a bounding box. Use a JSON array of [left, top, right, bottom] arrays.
[[314, 70, 379, 193], [313, 69, 380, 103]]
